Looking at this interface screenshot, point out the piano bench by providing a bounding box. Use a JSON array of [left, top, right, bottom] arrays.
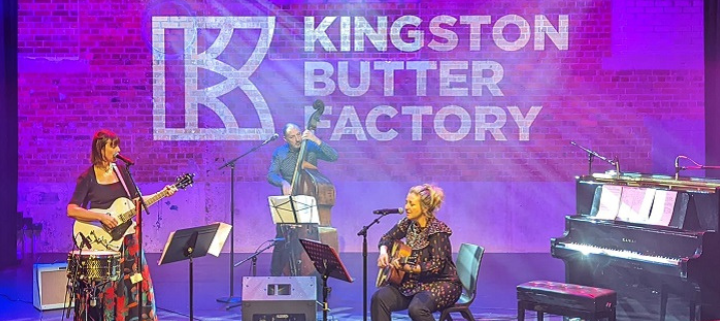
[[517, 281, 617, 321]]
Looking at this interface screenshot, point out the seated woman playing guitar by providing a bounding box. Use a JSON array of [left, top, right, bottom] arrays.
[[67, 129, 178, 321], [372, 184, 462, 321]]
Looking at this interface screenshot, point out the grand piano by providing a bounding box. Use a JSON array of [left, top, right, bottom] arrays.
[[551, 172, 720, 321]]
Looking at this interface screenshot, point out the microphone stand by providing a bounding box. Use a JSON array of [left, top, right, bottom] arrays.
[[120, 162, 150, 321], [225, 240, 279, 310], [216, 136, 277, 306], [357, 212, 394, 321], [674, 155, 720, 179], [570, 141, 620, 177]]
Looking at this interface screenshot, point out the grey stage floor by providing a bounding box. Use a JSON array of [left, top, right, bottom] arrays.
[[0, 252, 566, 320]]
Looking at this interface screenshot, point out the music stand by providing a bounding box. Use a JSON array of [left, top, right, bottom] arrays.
[[159, 222, 231, 321], [299, 238, 353, 321], [269, 195, 319, 276]]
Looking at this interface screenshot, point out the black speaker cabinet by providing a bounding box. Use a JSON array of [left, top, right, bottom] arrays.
[[242, 276, 317, 321]]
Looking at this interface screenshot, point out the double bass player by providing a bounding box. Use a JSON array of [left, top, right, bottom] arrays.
[[266, 122, 338, 276], [267, 123, 338, 196]]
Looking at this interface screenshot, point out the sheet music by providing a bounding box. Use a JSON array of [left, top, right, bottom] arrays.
[[207, 222, 232, 257], [158, 231, 175, 264], [594, 185, 622, 220], [648, 190, 678, 226], [268, 195, 319, 224], [617, 187, 655, 223]]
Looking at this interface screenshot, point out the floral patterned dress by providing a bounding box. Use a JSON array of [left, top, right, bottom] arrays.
[[70, 165, 158, 321], [378, 217, 462, 311]]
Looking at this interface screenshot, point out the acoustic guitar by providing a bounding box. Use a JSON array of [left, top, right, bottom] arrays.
[[72, 173, 194, 251], [376, 241, 417, 287]]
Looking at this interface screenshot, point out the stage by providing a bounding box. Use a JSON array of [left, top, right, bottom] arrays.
[[2, 0, 720, 320], [1, 252, 564, 321]]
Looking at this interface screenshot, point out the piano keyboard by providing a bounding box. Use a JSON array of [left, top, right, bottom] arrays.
[[557, 242, 681, 266]]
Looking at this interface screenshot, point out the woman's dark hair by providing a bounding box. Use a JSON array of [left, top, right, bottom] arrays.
[[91, 129, 119, 165]]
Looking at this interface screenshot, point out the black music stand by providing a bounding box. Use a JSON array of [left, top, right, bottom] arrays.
[[299, 238, 353, 321], [159, 223, 231, 321]]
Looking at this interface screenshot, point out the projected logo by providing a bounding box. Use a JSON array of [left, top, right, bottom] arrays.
[[151, 16, 276, 141]]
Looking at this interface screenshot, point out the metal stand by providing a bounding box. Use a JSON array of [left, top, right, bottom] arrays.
[[63, 236, 84, 321], [160, 223, 230, 321], [226, 240, 280, 311], [298, 238, 354, 321], [120, 163, 150, 321], [217, 136, 277, 305], [571, 141, 619, 176], [674, 155, 720, 179], [356, 212, 392, 321]]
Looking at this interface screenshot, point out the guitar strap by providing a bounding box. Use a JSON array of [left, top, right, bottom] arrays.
[[112, 163, 134, 199], [112, 163, 143, 284]]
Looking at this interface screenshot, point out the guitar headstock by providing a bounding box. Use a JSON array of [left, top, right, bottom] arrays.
[[174, 173, 195, 190]]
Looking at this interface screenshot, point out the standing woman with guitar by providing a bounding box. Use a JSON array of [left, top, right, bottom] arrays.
[[372, 184, 462, 321], [67, 129, 178, 321]]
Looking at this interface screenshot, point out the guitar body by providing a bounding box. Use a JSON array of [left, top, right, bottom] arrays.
[[71, 172, 195, 252], [376, 241, 414, 287], [73, 197, 137, 252]]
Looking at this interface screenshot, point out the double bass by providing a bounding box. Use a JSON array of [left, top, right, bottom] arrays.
[[281, 99, 336, 277], [289, 99, 336, 226]]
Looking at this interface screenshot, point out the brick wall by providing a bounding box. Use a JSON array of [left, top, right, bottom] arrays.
[[17, 0, 705, 253]]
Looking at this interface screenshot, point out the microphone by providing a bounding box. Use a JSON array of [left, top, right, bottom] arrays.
[[269, 237, 285, 242], [114, 153, 135, 166], [674, 155, 688, 179], [262, 133, 279, 145], [78, 232, 92, 250], [675, 155, 688, 170], [373, 208, 404, 215]]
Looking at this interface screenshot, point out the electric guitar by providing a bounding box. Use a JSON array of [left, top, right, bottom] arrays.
[[376, 241, 417, 287], [73, 173, 194, 251]]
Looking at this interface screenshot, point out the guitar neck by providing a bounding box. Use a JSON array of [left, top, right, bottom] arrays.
[[118, 189, 170, 222]]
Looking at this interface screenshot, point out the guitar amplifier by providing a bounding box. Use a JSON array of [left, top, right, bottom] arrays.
[[33, 262, 73, 310], [242, 276, 317, 321]]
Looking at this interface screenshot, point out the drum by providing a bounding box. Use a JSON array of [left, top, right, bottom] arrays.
[[67, 250, 121, 282]]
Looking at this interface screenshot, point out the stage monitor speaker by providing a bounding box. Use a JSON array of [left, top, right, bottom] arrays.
[[242, 276, 317, 321], [33, 262, 73, 311]]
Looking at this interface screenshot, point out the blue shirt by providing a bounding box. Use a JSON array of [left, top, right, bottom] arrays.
[[267, 141, 339, 187]]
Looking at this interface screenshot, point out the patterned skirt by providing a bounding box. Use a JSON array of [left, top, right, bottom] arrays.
[[73, 233, 157, 321]]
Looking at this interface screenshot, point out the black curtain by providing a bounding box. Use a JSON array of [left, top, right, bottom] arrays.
[[0, 0, 18, 268], [706, 0, 720, 177]]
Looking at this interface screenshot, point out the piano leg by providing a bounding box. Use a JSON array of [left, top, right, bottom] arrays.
[[689, 302, 696, 321], [537, 311, 544, 321], [660, 284, 668, 321], [517, 301, 525, 321]]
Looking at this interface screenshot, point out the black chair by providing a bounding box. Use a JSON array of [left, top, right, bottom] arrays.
[[439, 243, 485, 321]]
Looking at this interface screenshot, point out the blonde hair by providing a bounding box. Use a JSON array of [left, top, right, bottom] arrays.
[[409, 184, 445, 219]]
